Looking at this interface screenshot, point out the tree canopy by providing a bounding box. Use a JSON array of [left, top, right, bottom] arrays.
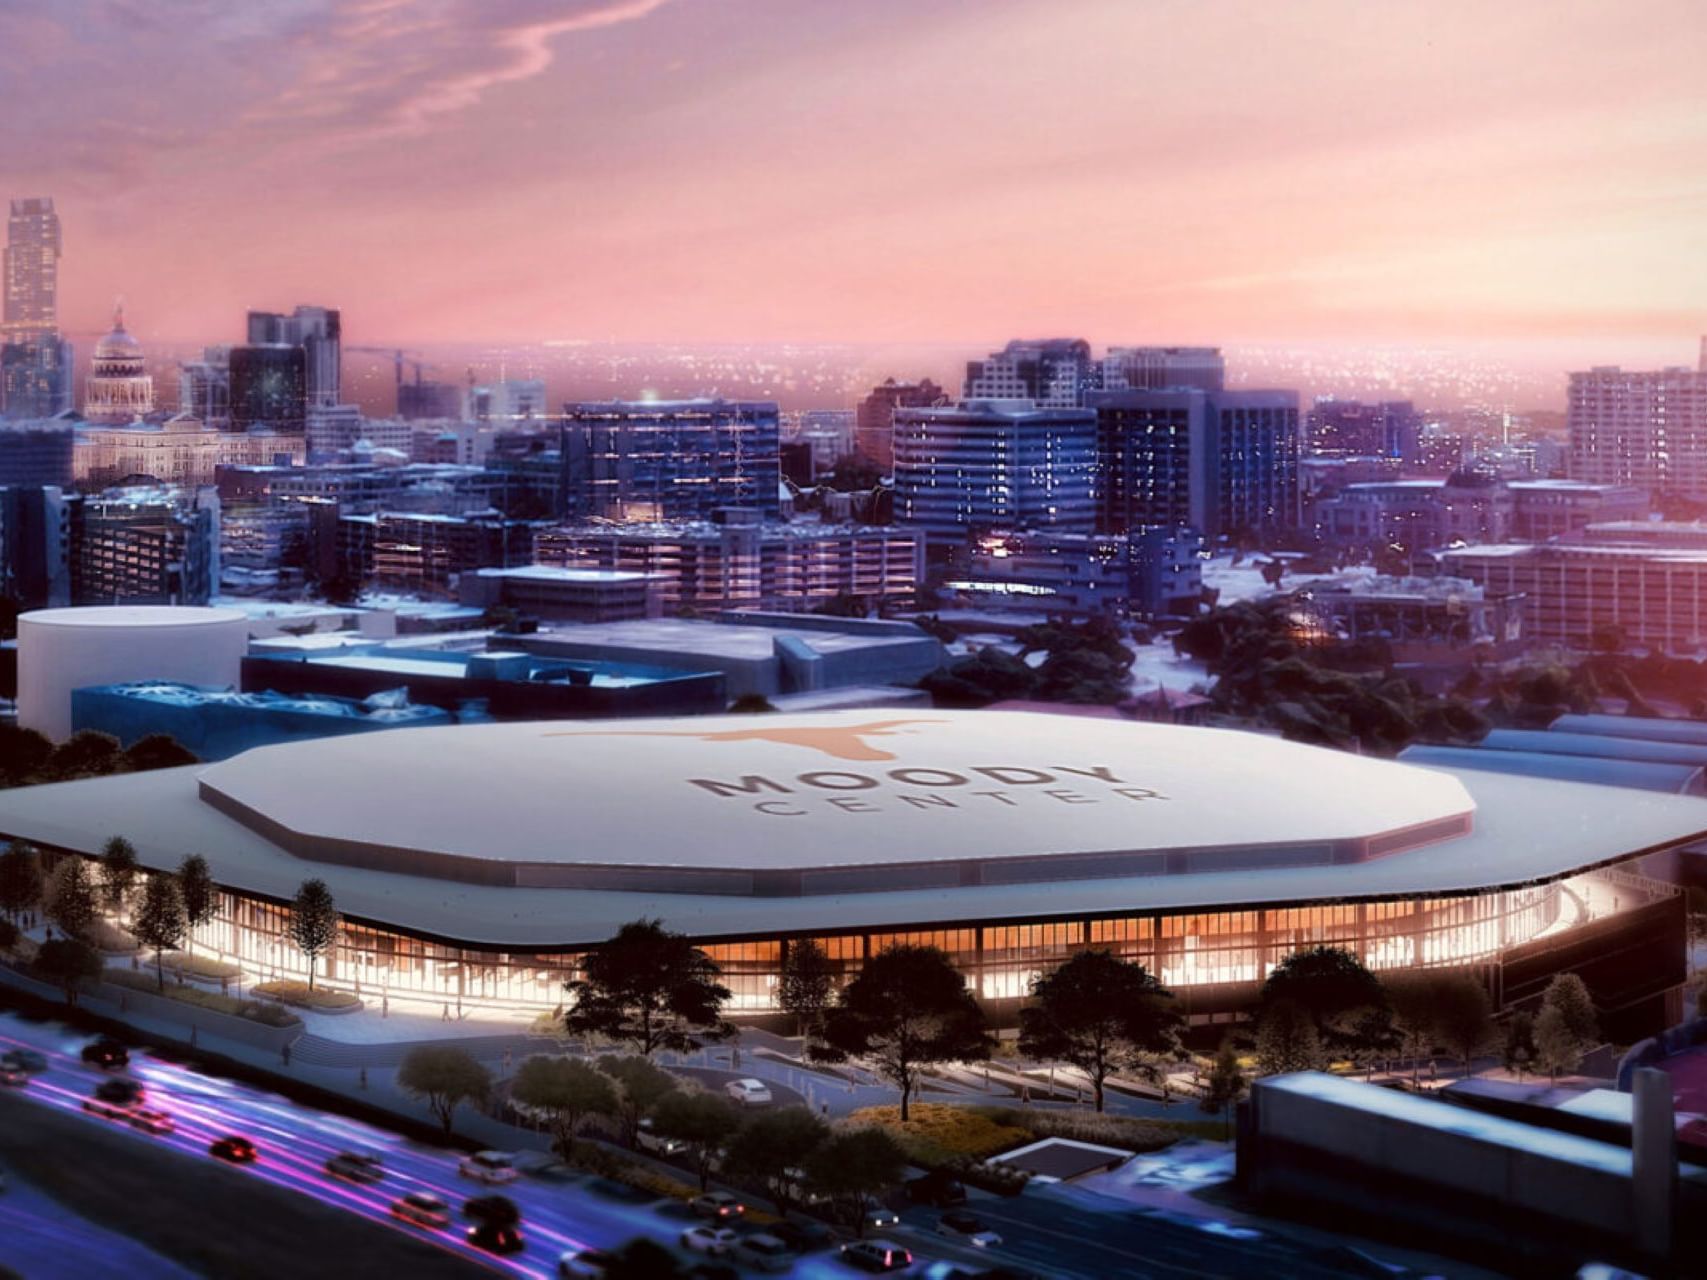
[[99, 836, 139, 916], [803, 1128, 907, 1235], [596, 1053, 680, 1148], [132, 873, 186, 992], [176, 854, 217, 935], [0, 843, 43, 921], [564, 919, 733, 1056], [1257, 945, 1393, 1056], [1018, 949, 1182, 1112], [33, 937, 101, 1006], [398, 1045, 491, 1134], [46, 858, 98, 942], [286, 878, 339, 991], [510, 1055, 616, 1157], [777, 938, 835, 1039], [652, 1090, 742, 1189], [722, 1106, 830, 1213], [814, 944, 992, 1121]]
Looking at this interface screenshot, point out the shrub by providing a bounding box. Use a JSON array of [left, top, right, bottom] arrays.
[[160, 952, 243, 981], [103, 968, 301, 1027], [974, 1106, 1221, 1151], [944, 1155, 1033, 1196], [89, 920, 138, 953], [844, 1103, 1030, 1165], [253, 979, 360, 1010]]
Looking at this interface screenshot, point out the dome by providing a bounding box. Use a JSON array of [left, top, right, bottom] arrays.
[[93, 326, 142, 361]]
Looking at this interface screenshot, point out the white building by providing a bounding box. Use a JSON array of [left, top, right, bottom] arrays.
[[1569, 362, 1707, 497], [82, 305, 154, 425]]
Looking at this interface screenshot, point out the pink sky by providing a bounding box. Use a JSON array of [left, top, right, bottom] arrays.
[[5, 0, 1705, 354]]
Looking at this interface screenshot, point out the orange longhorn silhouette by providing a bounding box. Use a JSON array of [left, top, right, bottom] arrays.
[[543, 719, 945, 762]]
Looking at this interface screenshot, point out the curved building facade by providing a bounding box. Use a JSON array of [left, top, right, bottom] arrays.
[[0, 711, 1691, 1036], [83, 305, 155, 425]]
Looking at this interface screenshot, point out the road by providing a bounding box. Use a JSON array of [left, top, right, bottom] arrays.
[[0, 1009, 1463, 1280]]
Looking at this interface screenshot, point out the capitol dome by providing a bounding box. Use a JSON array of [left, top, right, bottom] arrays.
[[83, 301, 155, 424]]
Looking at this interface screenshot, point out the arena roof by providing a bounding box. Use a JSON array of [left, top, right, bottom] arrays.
[[0, 712, 1701, 949]]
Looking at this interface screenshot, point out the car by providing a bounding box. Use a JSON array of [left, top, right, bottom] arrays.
[[681, 1225, 740, 1255], [936, 1210, 1002, 1249], [771, 1216, 838, 1253], [209, 1135, 258, 1163], [839, 1239, 914, 1272], [462, 1194, 521, 1226], [731, 1232, 799, 1273], [458, 1150, 518, 1184], [861, 1199, 900, 1233], [724, 1078, 772, 1107], [906, 1171, 967, 1207], [686, 1265, 740, 1280], [325, 1151, 385, 1185], [636, 1118, 689, 1157], [691, 1190, 746, 1220], [1, 1049, 47, 1074], [83, 1077, 143, 1118], [127, 1109, 175, 1135], [81, 1037, 129, 1070], [467, 1222, 524, 1255], [0, 1065, 28, 1088], [391, 1191, 450, 1229], [557, 1246, 619, 1279]]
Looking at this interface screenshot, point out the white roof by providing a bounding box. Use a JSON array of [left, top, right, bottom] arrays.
[[19, 605, 247, 630]]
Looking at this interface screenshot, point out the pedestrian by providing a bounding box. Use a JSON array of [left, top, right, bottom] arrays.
[[503, 1048, 512, 1075], [190, 1026, 198, 1048], [359, 1066, 368, 1091], [442, 1002, 450, 1022], [382, 993, 389, 1018], [1021, 1084, 1031, 1105], [282, 1042, 292, 1068], [821, 1100, 830, 1118]]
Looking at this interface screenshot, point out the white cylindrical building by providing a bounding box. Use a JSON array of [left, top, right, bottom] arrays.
[[18, 606, 248, 741]]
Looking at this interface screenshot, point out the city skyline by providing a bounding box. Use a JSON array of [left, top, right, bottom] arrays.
[[2, 0, 1704, 355]]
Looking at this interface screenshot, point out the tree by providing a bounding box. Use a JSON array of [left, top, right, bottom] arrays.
[[653, 1090, 742, 1190], [605, 1239, 684, 1280], [132, 874, 187, 992], [728, 693, 777, 714], [722, 1106, 830, 1213], [1541, 973, 1600, 1047], [814, 944, 992, 1122], [398, 1045, 491, 1135], [0, 842, 43, 922], [1258, 946, 1393, 1056], [1433, 974, 1497, 1078], [778, 939, 835, 1039], [510, 1055, 616, 1157], [597, 1054, 680, 1148], [33, 937, 101, 1006], [564, 919, 732, 1057], [1255, 998, 1324, 1075], [1533, 1006, 1585, 1082], [803, 1128, 907, 1235], [287, 878, 339, 991], [1383, 973, 1441, 1085], [121, 734, 198, 773], [98, 836, 139, 917], [1502, 1011, 1536, 1079], [176, 854, 217, 940], [46, 858, 98, 942], [1199, 1038, 1248, 1139], [1018, 949, 1183, 1112], [0, 726, 51, 786], [43, 730, 122, 782]]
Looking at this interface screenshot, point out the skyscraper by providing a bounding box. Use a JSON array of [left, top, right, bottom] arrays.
[[963, 339, 1095, 408], [892, 399, 1098, 538], [564, 398, 782, 521], [246, 305, 341, 409], [1, 198, 72, 419], [1305, 398, 1421, 462], [855, 377, 944, 470], [1099, 346, 1225, 393], [229, 344, 308, 431], [1569, 364, 1707, 498]]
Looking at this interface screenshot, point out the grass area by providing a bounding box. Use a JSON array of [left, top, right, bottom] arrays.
[[975, 1105, 1227, 1150], [0, 1091, 488, 1280], [104, 968, 299, 1027], [845, 1103, 1032, 1165], [160, 951, 243, 981], [253, 980, 361, 1011]]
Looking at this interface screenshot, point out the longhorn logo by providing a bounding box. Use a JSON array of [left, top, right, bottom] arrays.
[[544, 718, 945, 762]]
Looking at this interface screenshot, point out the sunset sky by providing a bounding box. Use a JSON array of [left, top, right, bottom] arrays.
[[5, 0, 1705, 354]]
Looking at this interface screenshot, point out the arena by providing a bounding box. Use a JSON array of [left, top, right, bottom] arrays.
[[0, 710, 1695, 1037]]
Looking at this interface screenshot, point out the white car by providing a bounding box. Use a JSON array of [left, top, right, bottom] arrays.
[[458, 1150, 518, 1184], [635, 1118, 688, 1156], [936, 1209, 1003, 1248], [724, 1077, 772, 1107], [681, 1225, 740, 1256], [558, 1246, 618, 1278], [127, 1109, 176, 1136], [392, 1191, 450, 1229]]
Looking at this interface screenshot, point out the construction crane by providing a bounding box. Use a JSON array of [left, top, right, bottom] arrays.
[[345, 346, 434, 392]]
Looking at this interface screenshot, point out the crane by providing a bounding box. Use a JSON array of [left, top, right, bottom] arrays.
[[345, 347, 435, 391]]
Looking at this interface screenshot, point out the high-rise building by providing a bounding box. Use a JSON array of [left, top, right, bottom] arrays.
[[564, 398, 782, 521], [72, 485, 219, 605], [964, 339, 1095, 408], [82, 304, 155, 424], [854, 378, 945, 470], [1568, 364, 1707, 498], [0, 420, 75, 489], [229, 344, 307, 431], [0, 485, 74, 608], [1, 198, 72, 419], [398, 379, 463, 420], [179, 347, 231, 428], [247, 306, 341, 409], [1091, 388, 1301, 540], [1305, 398, 1421, 462], [467, 379, 548, 424], [1099, 346, 1225, 393], [892, 399, 1098, 538]]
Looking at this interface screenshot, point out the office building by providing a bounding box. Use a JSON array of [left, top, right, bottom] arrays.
[[0, 710, 1686, 1030], [1, 337, 73, 420], [1091, 388, 1301, 540], [1311, 474, 1513, 552], [1099, 346, 1225, 393], [964, 339, 1095, 408], [565, 398, 782, 521], [333, 510, 533, 597], [855, 378, 945, 470], [950, 527, 1203, 618], [467, 378, 548, 425], [82, 305, 155, 424], [247, 306, 341, 409], [72, 486, 220, 606], [893, 400, 1098, 538], [1, 198, 71, 420], [457, 565, 664, 623], [1569, 364, 1707, 497], [229, 344, 307, 431], [1507, 480, 1649, 542], [534, 510, 926, 611], [785, 409, 857, 476], [398, 379, 463, 420], [178, 347, 231, 428], [0, 419, 75, 489], [305, 403, 368, 459], [1305, 398, 1421, 462], [0, 485, 74, 608]]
